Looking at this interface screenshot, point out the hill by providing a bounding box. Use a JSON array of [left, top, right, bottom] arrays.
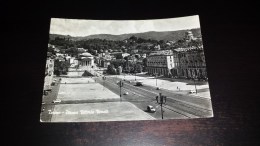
[[49, 34, 81, 41], [49, 28, 201, 42]]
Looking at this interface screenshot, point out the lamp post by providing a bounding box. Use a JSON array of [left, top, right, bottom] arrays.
[[193, 75, 197, 94], [102, 76, 106, 90], [134, 71, 137, 81], [156, 93, 167, 119], [117, 80, 124, 102], [154, 73, 158, 87]]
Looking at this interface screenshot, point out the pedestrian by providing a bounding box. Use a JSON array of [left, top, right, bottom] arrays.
[[177, 86, 178, 89], [65, 82, 66, 84]]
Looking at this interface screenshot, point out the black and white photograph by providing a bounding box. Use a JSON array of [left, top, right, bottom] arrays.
[[40, 15, 213, 122]]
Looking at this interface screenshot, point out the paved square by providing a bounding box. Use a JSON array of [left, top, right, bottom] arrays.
[[60, 77, 95, 84], [50, 102, 155, 122], [58, 79, 119, 101]]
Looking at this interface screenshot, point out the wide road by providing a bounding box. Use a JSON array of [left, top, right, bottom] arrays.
[[95, 76, 213, 119], [41, 68, 213, 121]]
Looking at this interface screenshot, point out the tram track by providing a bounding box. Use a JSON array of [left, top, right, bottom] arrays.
[[102, 77, 213, 118]]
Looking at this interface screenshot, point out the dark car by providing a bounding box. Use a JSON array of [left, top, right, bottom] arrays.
[[136, 81, 143, 86]]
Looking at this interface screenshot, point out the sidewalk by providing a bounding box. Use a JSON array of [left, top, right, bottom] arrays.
[[189, 91, 211, 99], [115, 74, 211, 99], [40, 77, 61, 122]]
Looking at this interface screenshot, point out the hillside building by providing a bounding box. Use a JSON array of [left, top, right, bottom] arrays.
[[185, 30, 194, 41]]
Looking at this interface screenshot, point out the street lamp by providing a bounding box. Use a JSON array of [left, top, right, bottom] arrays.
[[134, 70, 137, 81], [102, 76, 106, 91], [154, 73, 158, 87], [117, 80, 124, 102], [156, 93, 167, 119], [193, 75, 198, 94]]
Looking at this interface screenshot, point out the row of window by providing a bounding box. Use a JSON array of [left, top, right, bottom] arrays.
[[147, 68, 168, 75], [148, 61, 167, 64]]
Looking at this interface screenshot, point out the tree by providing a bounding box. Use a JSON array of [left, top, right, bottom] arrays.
[[47, 47, 55, 55], [116, 54, 123, 59], [142, 58, 148, 72], [65, 47, 78, 57], [137, 37, 146, 43], [54, 59, 70, 75], [134, 54, 140, 59], [159, 40, 165, 44], [135, 64, 143, 73], [107, 65, 117, 75], [129, 36, 138, 41]]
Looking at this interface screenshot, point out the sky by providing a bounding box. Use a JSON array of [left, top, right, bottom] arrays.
[[50, 15, 200, 37]]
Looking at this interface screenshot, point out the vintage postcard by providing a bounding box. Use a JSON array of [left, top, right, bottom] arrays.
[[40, 15, 213, 122]]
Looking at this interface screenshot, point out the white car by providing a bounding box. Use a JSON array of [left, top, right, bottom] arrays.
[[123, 92, 129, 95], [41, 107, 45, 112], [147, 105, 156, 113], [52, 99, 61, 103]]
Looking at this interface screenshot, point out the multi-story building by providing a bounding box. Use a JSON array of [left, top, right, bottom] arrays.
[[174, 46, 207, 79], [149, 50, 173, 56], [96, 52, 112, 68], [44, 58, 54, 92], [146, 54, 175, 77]]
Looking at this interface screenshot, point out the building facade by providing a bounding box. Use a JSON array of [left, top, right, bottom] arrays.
[[78, 52, 94, 67], [44, 58, 54, 91], [146, 55, 175, 77], [174, 46, 207, 79]]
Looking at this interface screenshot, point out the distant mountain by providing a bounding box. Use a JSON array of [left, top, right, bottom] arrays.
[[49, 28, 201, 42], [49, 34, 75, 40]]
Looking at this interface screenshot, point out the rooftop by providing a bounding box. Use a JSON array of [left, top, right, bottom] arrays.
[[174, 46, 203, 52], [80, 52, 93, 57]]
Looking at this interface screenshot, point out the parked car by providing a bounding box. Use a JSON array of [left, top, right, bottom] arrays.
[[189, 89, 196, 94], [136, 81, 143, 86], [123, 92, 129, 95], [52, 99, 61, 103], [147, 105, 156, 113], [41, 107, 45, 112], [51, 81, 56, 86]]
